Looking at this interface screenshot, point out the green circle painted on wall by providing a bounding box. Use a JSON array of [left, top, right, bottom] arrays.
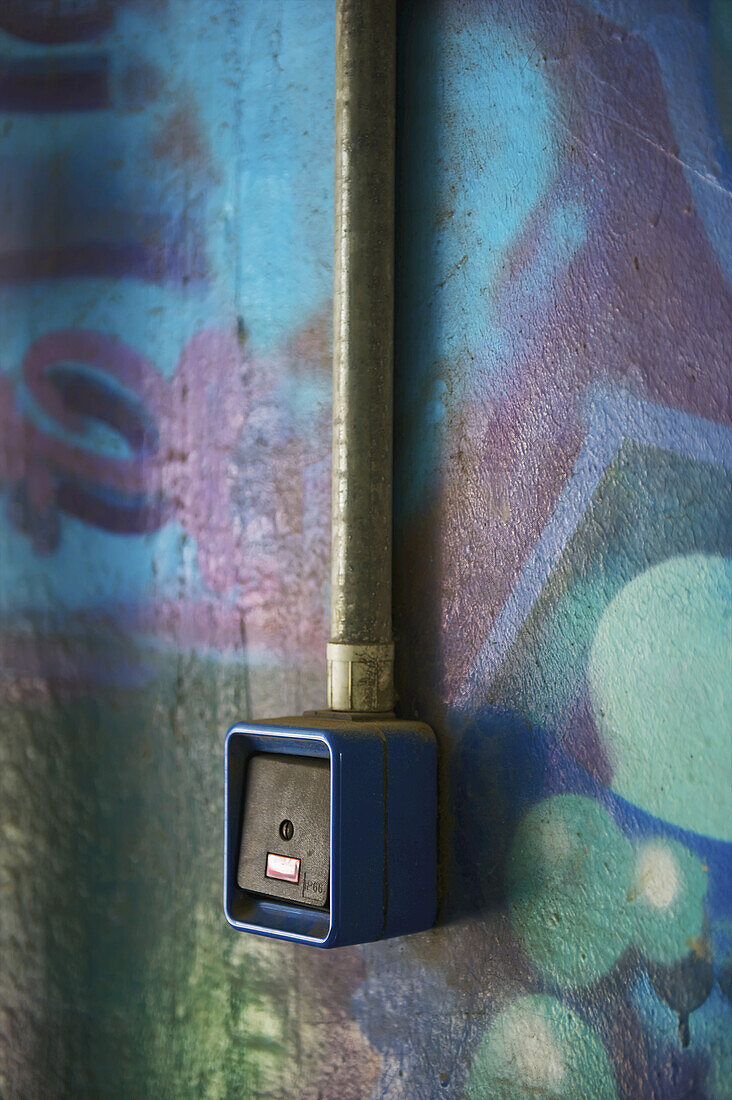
[[506, 795, 709, 989], [588, 554, 732, 842], [465, 994, 619, 1100], [507, 795, 633, 987]]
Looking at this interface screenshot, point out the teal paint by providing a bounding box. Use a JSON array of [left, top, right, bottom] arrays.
[[589, 554, 732, 841], [507, 795, 709, 987], [397, 3, 564, 515], [466, 994, 620, 1100]]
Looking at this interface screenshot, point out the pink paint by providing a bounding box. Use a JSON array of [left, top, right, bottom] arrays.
[[0, 319, 332, 675], [1, 326, 253, 590]]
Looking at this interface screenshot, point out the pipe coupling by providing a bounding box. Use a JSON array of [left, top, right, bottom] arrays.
[[326, 641, 395, 713]]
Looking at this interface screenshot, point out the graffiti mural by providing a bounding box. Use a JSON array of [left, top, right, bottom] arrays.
[[0, 0, 730, 1098], [386, 0, 731, 1097], [0, 3, 340, 1097]]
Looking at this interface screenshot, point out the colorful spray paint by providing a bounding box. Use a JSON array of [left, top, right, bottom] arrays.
[[0, 1, 729, 1097]]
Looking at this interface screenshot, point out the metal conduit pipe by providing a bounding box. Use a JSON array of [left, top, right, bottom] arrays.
[[326, 0, 396, 713]]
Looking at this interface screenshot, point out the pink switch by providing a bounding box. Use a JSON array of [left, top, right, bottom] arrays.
[[266, 852, 301, 884]]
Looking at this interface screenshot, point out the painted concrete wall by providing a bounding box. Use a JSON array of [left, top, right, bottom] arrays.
[[0, 1, 729, 1097]]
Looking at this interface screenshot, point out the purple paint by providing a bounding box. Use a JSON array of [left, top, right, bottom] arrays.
[[0, 54, 110, 112], [399, 0, 732, 718], [0, 235, 207, 286], [1, 328, 250, 590], [0, 1, 112, 45]]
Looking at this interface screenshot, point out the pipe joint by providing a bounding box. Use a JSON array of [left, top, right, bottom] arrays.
[[326, 641, 395, 713]]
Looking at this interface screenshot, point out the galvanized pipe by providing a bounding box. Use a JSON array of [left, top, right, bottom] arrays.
[[326, 0, 396, 713]]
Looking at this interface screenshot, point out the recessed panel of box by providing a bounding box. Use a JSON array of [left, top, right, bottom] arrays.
[[237, 753, 329, 910]]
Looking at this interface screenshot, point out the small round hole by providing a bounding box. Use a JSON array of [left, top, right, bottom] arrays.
[[279, 819, 294, 841]]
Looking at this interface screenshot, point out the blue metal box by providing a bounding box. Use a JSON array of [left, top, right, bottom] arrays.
[[224, 716, 437, 947]]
